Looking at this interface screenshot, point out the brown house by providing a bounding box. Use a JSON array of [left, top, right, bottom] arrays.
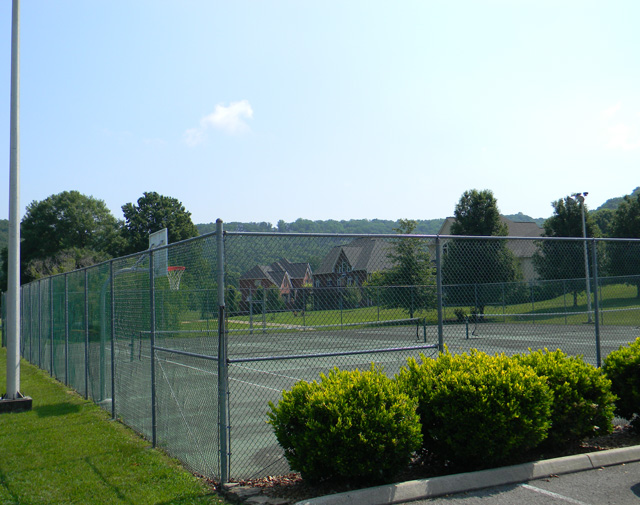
[[313, 237, 394, 288], [239, 258, 312, 308]]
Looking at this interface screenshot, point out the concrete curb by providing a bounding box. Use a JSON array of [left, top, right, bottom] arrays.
[[294, 445, 640, 505]]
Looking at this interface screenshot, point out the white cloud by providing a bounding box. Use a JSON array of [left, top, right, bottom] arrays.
[[603, 102, 622, 118], [184, 100, 254, 146], [183, 127, 205, 147]]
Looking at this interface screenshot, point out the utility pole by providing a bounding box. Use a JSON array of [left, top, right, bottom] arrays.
[[2, 0, 31, 412]]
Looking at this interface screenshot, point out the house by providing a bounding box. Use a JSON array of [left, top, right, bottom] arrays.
[[313, 237, 395, 289], [239, 258, 312, 309], [438, 216, 543, 280]]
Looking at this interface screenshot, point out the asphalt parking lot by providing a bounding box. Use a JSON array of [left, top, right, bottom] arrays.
[[408, 460, 640, 504]]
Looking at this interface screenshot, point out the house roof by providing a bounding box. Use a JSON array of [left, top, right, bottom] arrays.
[[240, 258, 310, 286], [438, 216, 542, 258], [271, 258, 310, 280], [316, 238, 395, 275]]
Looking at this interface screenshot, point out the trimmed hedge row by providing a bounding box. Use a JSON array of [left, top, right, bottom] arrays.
[[397, 350, 553, 470], [268, 345, 635, 484], [267, 366, 422, 484], [603, 337, 640, 432]]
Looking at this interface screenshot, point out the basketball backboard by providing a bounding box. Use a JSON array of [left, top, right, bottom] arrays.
[[149, 228, 168, 277]]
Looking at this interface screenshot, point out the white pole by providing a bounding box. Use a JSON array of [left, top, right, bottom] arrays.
[[6, 0, 21, 400], [580, 199, 593, 323], [573, 192, 592, 324]]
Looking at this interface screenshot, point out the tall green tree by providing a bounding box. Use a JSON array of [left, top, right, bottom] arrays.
[[364, 219, 435, 318], [449, 189, 508, 236], [532, 196, 600, 306], [607, 193, 640, 298], [442, 189, 522, 315], [22, 191, 122, 261], [592, 208, 615, 237], [120, 192, 199, 254], [1, 191, 122, 288]]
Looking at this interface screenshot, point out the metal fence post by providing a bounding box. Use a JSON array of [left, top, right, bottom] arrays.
[[38, 279, 42, 367], [530, 281, 535, 323], [248, 287, 253, 335], [110, 261, 116, 420], [563, 279, 567, 325], [217, 219, 229, 483], [50, 279, 54, 375], [84, 270, 89, 399], [150, 251, 157, 447], [436, 237, 444, 353], [65, 274, 69, 386], [591, 240, 602, 367], [262, 289, 266, 334]]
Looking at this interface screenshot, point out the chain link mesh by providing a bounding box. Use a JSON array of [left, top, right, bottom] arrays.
[[3, 231, 640, 482]]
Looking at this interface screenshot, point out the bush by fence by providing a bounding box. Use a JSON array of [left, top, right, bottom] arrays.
[[603, 337, 640, 432]]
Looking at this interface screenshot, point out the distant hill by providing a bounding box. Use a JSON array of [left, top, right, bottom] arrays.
[[596, 186, 640, 211], [197, 218, 446, 236], [502, 213, 545, 227]]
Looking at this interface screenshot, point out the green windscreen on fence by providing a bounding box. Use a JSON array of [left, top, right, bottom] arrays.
[[4, 231, 640, 482]]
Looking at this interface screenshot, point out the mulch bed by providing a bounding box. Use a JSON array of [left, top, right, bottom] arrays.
[[221, 424, 640, 504]]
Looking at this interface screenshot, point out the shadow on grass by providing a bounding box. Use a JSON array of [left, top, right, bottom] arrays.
[[34, 402, 82, 418]]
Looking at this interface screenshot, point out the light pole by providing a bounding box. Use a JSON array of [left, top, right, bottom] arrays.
[[572, 192, 592, 323], [1, 0, 31, 413]]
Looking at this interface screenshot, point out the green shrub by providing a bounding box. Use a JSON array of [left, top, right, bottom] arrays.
[[514, 349, 615, 446], [397, 350, 553, 470], [603, 337, 640, 430], [267, 366, 422, 484]]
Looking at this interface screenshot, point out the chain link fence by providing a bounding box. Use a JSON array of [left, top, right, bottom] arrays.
[[2, 225, 640, 482]]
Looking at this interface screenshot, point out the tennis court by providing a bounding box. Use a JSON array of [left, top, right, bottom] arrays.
[[10, 230, 640, 483], [117, 318, 437, 479]]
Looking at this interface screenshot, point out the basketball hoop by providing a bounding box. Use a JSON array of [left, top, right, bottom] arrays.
[[167, 266, 186, 291]]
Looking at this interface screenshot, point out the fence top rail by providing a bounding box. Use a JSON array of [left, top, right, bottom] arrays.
[[225, 230, 640, 243]]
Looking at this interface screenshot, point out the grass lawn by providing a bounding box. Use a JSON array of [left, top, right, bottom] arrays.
[[0, 347, 229, 505], [163, 282, 640, 338]]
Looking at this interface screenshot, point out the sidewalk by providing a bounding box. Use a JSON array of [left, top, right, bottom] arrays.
[[291, 445, 640, 505]]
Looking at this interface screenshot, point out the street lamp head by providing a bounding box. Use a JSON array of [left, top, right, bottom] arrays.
[[571, 192, 588, 204]]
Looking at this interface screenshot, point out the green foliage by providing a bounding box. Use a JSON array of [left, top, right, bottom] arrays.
[[533, 196, 604, 306], [8, 191, 123, 287], [442, 190, 522, 314], [267, 366, 422, 484], [197, 218, 446, 235], [603, 337, 640, 429], [225, 285, 241, 315], [24, 247, 111, 280], [450, 189, 508, 236], [397, 350, 552, 470], [362, 220, 435, 318], [22, 191, 122, 261], [592, 208, 615, 237], [251, 286, 286, 313], [607, 194, 640, 298], [596, 186, 640, 211], [503, 212, 545, 227], [514, 349, 615, 446], [120, 191, 199, 255]]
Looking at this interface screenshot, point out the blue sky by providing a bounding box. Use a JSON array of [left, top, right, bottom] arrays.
[[1, 1, 639, 226]]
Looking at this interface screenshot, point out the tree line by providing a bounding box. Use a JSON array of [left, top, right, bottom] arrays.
[[2, 187, 640, 310], [365, 188, 640, 319], [0, 191, 198, 291]]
